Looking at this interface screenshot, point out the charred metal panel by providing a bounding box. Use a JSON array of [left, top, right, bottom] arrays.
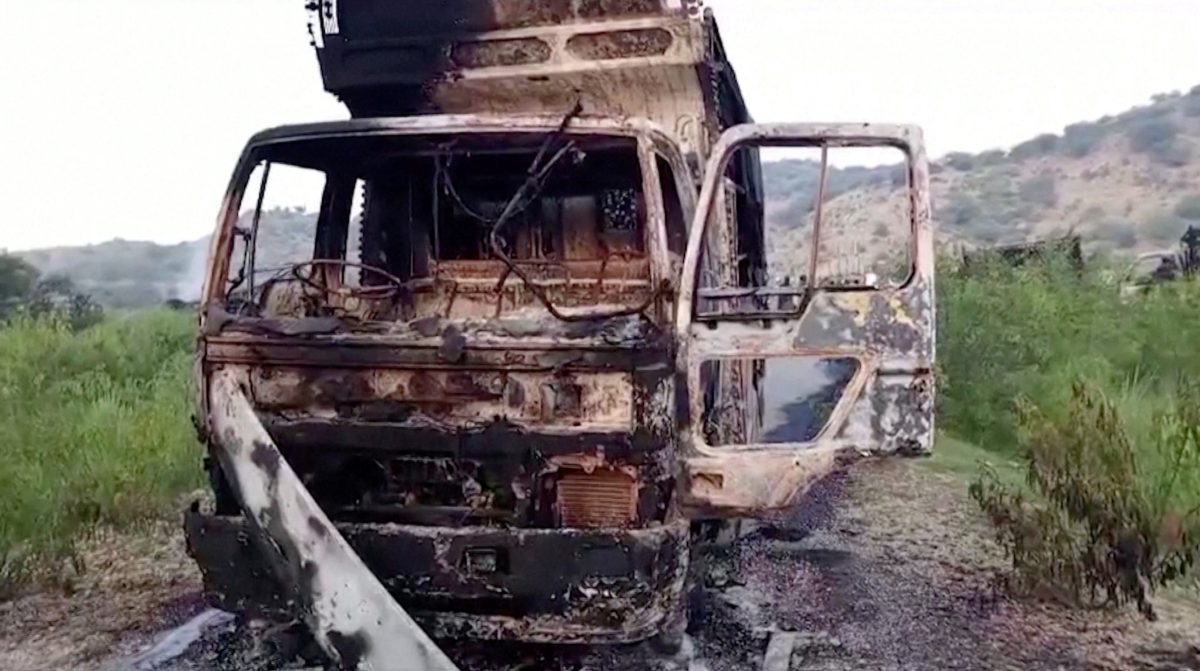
[[450, 38, 553, 68], [554, 465, 640, 528], [675, 123, 936, 517], [245, 366, 634, 429], [566, 28, 675, 59], [310, 5, 717, 159], [204, 369, 459, 670], [186, 512, 689, 644]]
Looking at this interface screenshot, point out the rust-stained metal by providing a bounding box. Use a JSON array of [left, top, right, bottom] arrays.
[[565, 28, 675, 60], [555, 467, 640, 528], [675, 122, 936, 517], [202, 369, 459, 671]]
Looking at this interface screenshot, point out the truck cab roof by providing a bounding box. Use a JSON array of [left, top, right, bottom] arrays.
[[243, 114, 679, 148]]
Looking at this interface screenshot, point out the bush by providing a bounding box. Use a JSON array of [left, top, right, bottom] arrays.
[[1146, 210, 1185, 244], [1174, 194, 1200, 221], [945, 152, 976, 171], [0, 312, 200, 595], [971, 382, 1200, 619], [938, 258, 1200, 450], [1094, 218, 1138, 249], [1155, 143, 1192, 168], [1010, 134, 1060, 161], [24, 275, 104, 331], [1019, 173, 1058, 208], [0, 255, 39, 319], [977, 150, 1007, 167], [1061, 122, 1105, 158], [1185, 89, 1200, 117], [1128, 118, 1182, 164], [940, 193, 982, 228]]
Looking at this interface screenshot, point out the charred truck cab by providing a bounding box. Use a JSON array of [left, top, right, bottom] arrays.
[[186, 0, 936, 652]]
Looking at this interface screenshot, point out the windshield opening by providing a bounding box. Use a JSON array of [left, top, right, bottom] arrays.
[[221, 132, 659, 326]]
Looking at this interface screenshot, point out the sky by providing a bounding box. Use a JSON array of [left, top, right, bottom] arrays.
[[0, 0, 1197, 251]]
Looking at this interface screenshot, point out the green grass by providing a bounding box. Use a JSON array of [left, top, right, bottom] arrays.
[[938, 255, 1200, 452], [0, 311, 201, 594], [939, 256, 1200, 613], [925, 435, 1023, 486]]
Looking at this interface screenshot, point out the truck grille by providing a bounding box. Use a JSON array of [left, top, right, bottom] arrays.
[[556, 469, 638, 529]]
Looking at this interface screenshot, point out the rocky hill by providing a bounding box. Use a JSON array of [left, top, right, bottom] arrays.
[[760, 85, 1200, 281], [12, 85, 1200, 307], [14, 208, 315, 308]]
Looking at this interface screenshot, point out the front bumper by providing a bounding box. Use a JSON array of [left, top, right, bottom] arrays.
[[184, 510, 689, 644]]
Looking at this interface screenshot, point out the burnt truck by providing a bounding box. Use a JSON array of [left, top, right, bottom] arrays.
[[185, 0, 936, 659]]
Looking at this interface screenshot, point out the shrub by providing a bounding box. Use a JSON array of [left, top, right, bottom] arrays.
[[1185, 88, 1200, 117], [1128, 118, 1181, 164], [1146, 210, 1185, 244], [1093, 218, 1138, 249], [1155, 143, 1192, 168], [0, 312, 200, 595], [977, 149, 1007, 167], [940, 193, 982, 228], [937, 258, 1200, 449], [0, 255, 39, 319], [1010, 134, 1060, 161], [1019, 173, 1058, 208], [1175, 193, 1200, 221], [1061, 122, 1105, 158], [971, 382, 1200, 620], [945, 152, 976, 171]]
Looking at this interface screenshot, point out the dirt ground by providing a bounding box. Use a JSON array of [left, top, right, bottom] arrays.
[[3, 458, 1199, 671], [0, 522, 204, 671]]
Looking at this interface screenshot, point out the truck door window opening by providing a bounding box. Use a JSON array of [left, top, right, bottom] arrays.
[[695, 143, 914, 320]]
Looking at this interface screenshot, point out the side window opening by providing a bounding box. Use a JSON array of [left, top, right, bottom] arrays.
[[696, 143, 914, 320], [345, 179, 366, 287], [655, 155, 688, 257], [225, 161, 323, 313]]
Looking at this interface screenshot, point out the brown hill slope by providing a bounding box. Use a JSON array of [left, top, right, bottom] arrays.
[[765, 84, 1200, 277]]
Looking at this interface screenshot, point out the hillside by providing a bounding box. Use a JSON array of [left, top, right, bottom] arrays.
[[762, 84, 1200, 280], [14, 208, 315, 308], [933, 85, 1200, 253], [12, 85, 1200, 307]]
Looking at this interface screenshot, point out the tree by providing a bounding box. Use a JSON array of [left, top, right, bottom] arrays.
[[944, 152, 976, 171], [1019, 173, 1058, 209], [1128, 119, 1180, 156], [0, 254, 39, 319], [1173, 194, 1200, 221], [26, 275, 104, 330], [1010, 134, 1060, 161], [1061, 122, 1105, 158]]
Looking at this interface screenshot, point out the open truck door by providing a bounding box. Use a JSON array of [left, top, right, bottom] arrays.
[[675, 123, 935, 518]]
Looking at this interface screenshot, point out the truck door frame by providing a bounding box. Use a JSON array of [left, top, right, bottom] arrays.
[[674, 123, 936, 519]]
